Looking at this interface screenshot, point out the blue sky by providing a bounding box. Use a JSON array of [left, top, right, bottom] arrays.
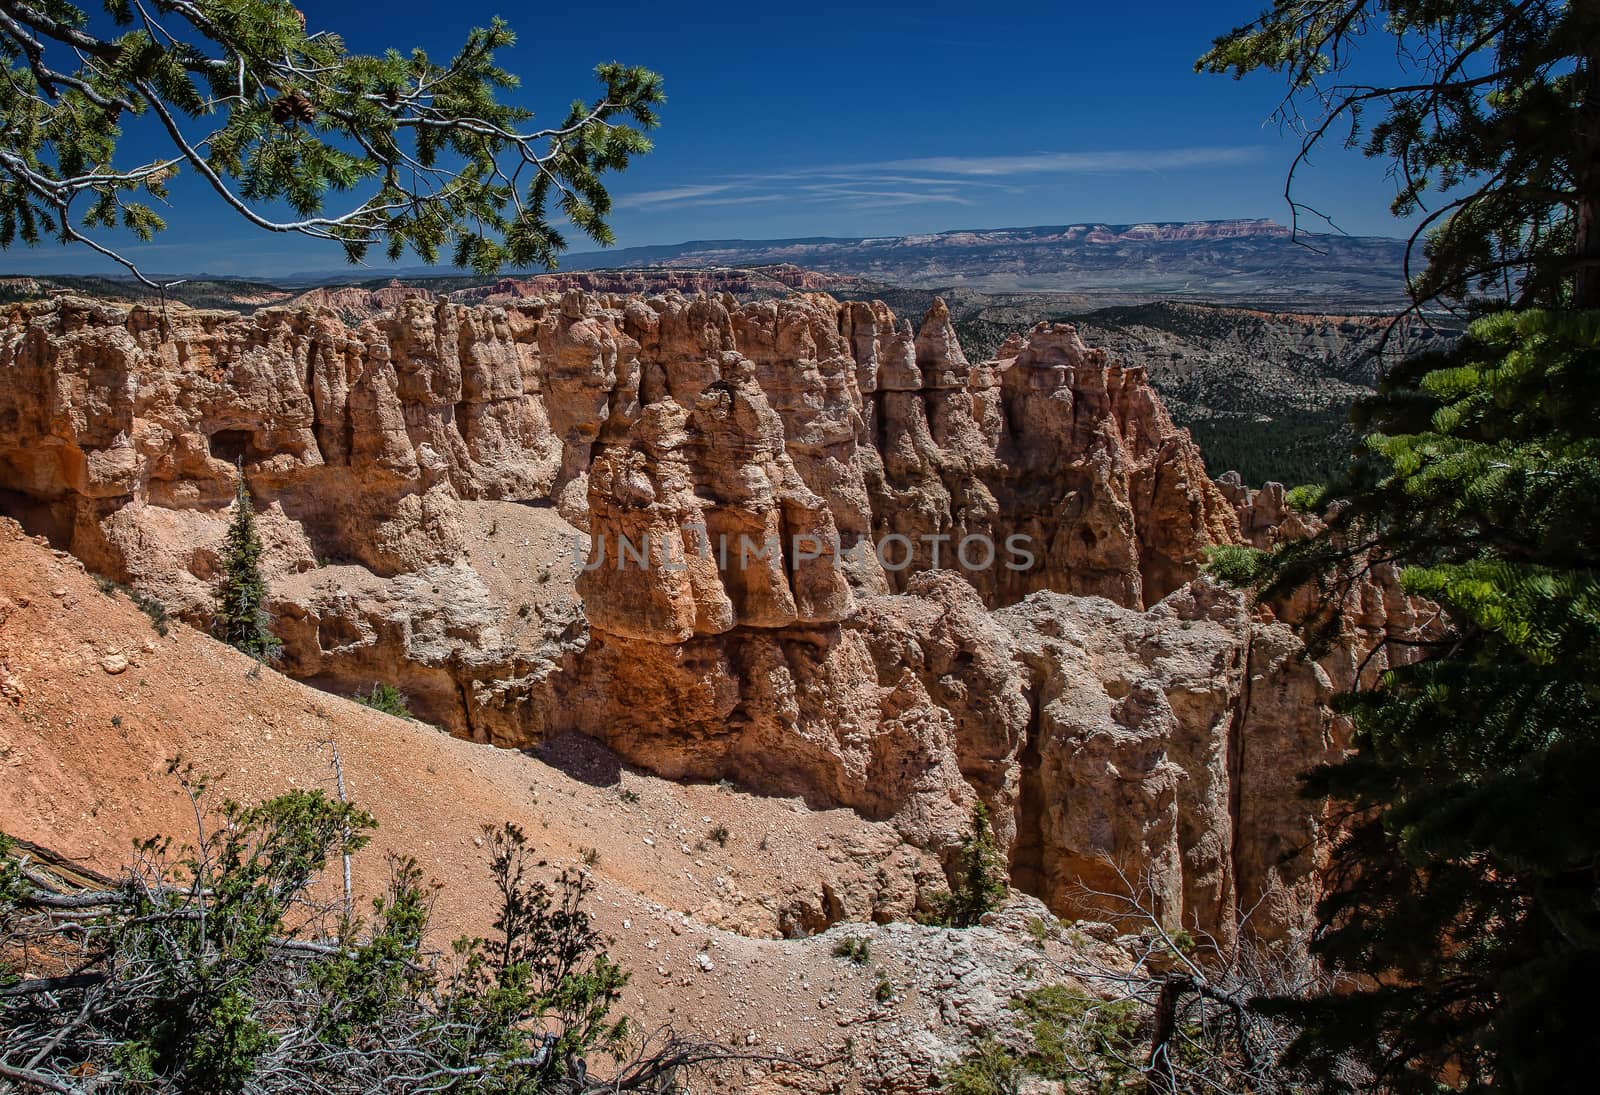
[[4, 0, 1418, 278]]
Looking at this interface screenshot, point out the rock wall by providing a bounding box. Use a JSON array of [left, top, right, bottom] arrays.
[[0, 291, 1236, 607], [0, 296, 560, 587], [0, 289, 1402, 940], [447, 263, 865, 305]]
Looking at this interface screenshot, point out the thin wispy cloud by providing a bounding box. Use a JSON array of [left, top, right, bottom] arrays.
[[615, 146, 1264, 212], [644, 193, 796, 210], [614, 183, 740, 209], [797, 186, 972, 205], [870, 147, 1264, 176]]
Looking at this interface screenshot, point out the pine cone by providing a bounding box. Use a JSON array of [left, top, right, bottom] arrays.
[[270, 91, 315, 126]]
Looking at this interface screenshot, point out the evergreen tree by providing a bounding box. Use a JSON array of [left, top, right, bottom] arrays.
[[1245, 310, 1600, 1091], [216, 468, 278, 659], [1200, 3, 1600, 1089], [0, 1, 663, 285], [929, 802, 1009, 928]]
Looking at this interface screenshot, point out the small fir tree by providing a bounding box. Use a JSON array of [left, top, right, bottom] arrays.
[[930, 802, 1009, 928], [216, 469, 279, 660]]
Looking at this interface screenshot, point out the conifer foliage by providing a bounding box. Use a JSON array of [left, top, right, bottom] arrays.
[[1244, 309, 1600, 1090], [1199, 1, 1600, 311], [1201, 2, 1600, 1089], [216, 467, 279, 659], [925, 803, 1009, 928], [0, 772, 734, 1091], [0, 1, 664, 284]]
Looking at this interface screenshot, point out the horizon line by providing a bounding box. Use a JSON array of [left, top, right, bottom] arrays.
[[0, 215, 1412, 284]]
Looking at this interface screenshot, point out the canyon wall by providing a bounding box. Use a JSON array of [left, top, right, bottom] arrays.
[[0, 290, 1422, 939]]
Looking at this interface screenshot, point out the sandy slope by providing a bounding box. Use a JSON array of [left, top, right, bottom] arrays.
[[1, 519, 1110, 1091]]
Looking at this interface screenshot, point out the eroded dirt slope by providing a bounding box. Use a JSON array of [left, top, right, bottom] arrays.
[[3, 518, 1134, 1092]]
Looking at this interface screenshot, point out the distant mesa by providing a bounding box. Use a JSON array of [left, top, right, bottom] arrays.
[[5, 218, 1408, 310], [336, 218, 1406, 307], [451, 263, 870, 303]]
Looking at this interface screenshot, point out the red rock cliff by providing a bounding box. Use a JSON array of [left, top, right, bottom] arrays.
[[0, 289, 1404, 941]]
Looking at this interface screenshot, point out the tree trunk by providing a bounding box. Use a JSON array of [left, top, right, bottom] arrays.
[[1575, 181, 1600, 309], [1575, 38, 1600, 310], [1145, 974, 1193, 1095]]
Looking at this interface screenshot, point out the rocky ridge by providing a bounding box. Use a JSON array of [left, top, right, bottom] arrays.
[[0, 289, 1424, 941], [283, 267, 869, 325], [452, 263, 867, 303], [533, 219, 1410, 305]]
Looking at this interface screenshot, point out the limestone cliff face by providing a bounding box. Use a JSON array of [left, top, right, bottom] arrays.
[[0, 295, 557, 586], [0, 289, 1380, 939], [577, 355, 853, 641], [546, 571, 1341, 942], [0, 291, 1235, 611]]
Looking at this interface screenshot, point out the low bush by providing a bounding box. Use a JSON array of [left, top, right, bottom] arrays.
[[832, 936, 871, 965], [0, 763, 735, 1091], [353, 681, 412, 718]]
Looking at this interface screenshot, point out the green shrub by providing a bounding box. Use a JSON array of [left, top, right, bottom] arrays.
[[353, 682, 412, 718], [1202, 544, 1267, 587], [132, 590, 171, 637], [93, 577, 172, 637], [940, 1037, 1022, 1095], [185, 988, 277, 1095], [832, 936, 871, 964], [0, 833, 22, 987], [1011, 984, 1141, 1092], [0, 773, 708, 1091], [1284, 482, 1327, 514]]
